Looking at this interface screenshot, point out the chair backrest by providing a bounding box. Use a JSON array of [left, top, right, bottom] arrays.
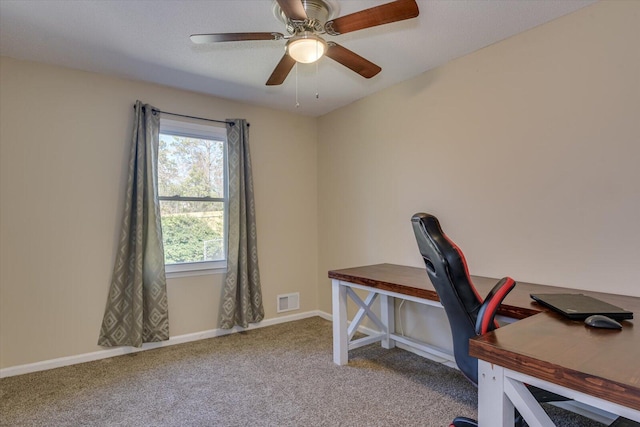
[[411, 213, 487, 384]]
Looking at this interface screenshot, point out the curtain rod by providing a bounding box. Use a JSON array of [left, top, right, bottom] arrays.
[[133, 104, 246, 126]]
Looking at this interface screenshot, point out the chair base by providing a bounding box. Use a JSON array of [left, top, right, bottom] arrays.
[[610, 417, 640, 427], [450, 414, 636, 427], [451, 417, 477, 427]]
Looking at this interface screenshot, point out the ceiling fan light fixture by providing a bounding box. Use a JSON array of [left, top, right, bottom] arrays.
[[286, 32, 327, 64]]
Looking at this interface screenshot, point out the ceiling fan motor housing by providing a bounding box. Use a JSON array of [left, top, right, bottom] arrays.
[[274, 0, 337, 34]]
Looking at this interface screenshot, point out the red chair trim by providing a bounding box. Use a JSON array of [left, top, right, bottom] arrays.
[[480, 277, 515, 334]]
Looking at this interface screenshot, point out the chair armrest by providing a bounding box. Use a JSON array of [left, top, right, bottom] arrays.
[[475, 277, 516, 335]]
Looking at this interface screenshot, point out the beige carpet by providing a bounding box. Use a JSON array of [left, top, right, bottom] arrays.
[[0, 317, 603, 426]]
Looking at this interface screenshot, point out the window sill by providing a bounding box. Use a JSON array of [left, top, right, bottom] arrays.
[[165, 261, 227, 279]]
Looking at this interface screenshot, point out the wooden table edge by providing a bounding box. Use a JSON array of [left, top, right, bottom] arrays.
[[328, 265, 541, 320], [469, 326, 640, 411]]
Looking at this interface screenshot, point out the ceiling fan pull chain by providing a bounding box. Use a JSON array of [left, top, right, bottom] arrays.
[[295, 62, 300, 108], [315, 44, 320, 99]]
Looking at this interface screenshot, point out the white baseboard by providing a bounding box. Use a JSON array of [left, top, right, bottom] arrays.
[[0, 310, 323, 378], [316, 310, 332, 322]]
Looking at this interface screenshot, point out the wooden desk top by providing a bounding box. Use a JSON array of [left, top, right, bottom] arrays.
[[328, 263, 638, 320], [469, 311, 640, 410], [328, 263, 640, 410]]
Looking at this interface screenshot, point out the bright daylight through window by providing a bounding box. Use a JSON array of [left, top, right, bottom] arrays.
[[158, 119, 227, 275]]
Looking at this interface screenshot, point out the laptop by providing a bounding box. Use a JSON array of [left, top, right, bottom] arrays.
[[530, 293, 634, 321]]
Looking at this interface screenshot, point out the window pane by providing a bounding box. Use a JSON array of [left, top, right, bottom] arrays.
[[160, 200, 225, 264], [158, 134, 225, 198]]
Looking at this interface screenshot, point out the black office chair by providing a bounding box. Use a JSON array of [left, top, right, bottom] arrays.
[[410, 213, 640, 427], [410, 213, 568, 427]]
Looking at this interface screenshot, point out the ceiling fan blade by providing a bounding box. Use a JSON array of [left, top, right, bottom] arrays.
[[325, 0, 419, 35], [276, 0, 307, 21], [325, 43, 381, 79], [266, 54, 296, 86], [190, 33, 284, 44]]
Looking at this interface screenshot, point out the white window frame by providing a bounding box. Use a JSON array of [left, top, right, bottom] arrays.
[[159, 118, 228, 278]]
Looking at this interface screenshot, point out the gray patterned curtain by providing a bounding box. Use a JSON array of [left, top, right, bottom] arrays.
[[220, 119, 264, 329], [98, 101, 169, 347]]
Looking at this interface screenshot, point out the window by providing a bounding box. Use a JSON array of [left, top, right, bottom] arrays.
[[158, 119, 227, 276]]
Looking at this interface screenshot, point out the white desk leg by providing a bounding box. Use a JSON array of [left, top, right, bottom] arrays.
[[380, 295, 396, 349], [332, 279, 349, 365], [478, 360, 515, 427], [504, 376, 554, 427]]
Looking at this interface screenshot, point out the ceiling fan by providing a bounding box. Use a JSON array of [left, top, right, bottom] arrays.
[[190, 0, 419, 86]]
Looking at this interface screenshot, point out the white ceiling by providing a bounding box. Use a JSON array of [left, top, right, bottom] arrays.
[[0, 0, 596, 117]]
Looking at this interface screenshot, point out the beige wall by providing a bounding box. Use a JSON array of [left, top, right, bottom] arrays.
[[317, 0, 640, 328], [0, 57, 318, 368]]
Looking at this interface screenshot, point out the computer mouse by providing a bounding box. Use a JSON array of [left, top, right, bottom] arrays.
[[584, 314, 622, 329]]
